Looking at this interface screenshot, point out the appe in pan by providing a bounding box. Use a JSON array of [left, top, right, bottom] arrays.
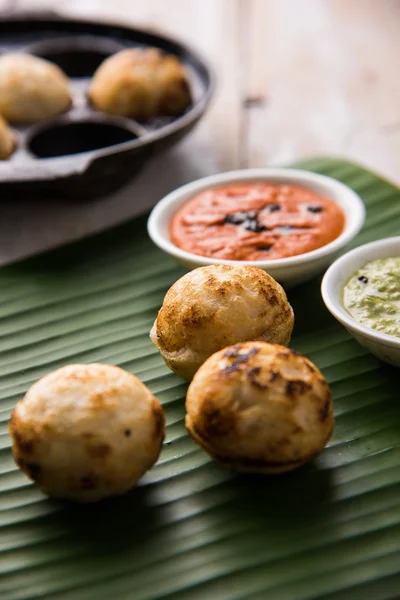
[[0, 115, 15, 159], [0, 53, 71, 123], [89, 47, 192, 120]]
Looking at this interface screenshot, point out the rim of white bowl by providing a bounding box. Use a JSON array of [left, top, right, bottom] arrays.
[[321, 236, 400, 349], [147, 168, 366, 269]]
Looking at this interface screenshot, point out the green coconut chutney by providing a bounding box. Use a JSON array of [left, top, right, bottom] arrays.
[[343, 256, 400, 338]]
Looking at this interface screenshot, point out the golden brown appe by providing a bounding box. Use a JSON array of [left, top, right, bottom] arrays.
[[0, 115, 15, 159], [150, 264, 294, 380], [88, 47, 191, 120], [0, 53, 71, 123], [9, 363, 165, 502], [185, 341, 334, 473]]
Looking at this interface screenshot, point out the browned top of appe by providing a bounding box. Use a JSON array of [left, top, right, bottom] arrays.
[[150, 264, 294, 380], [185, 341, 334, 473]]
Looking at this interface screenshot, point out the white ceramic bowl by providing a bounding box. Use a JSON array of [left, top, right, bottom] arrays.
[[147, 168, 365, 287], [321, 237, 400, 367]]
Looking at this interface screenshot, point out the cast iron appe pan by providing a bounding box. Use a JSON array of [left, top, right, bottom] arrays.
[[0, 14, 215, 199]]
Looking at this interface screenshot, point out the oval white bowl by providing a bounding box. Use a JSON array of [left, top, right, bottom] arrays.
[[147, 168, 365, 287], [321, 237, 400, 367]]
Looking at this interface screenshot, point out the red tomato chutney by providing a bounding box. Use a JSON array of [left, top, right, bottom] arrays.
[[170, 183, 345, 261]]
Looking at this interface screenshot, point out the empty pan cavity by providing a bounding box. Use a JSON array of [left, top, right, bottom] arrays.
[[27, 36, 126, 78], [28, 118, 145, 158]]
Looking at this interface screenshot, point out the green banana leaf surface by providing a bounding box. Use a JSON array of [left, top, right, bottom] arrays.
[[1, 158, 400, 600]]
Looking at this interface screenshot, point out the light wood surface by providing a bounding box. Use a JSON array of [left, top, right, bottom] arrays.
[[0, 0, 399, 264]]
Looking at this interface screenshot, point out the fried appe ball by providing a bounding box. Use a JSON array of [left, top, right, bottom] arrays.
[[150, 265, 294, 381], [88, 47, 192, 120], [9, 364, 165, 502], [0, 53, 71, 123], [186, 341, 334, 473], [0, 115, 15, 159]]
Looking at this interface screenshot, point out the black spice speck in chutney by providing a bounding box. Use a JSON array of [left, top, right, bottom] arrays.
[[170, 183, 345, 261]]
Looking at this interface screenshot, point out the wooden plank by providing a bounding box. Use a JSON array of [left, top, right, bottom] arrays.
[[0, 0, 17, 13], [244, 0, 400, 183]]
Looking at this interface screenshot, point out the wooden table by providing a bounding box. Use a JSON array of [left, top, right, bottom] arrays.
[[0, 0, 399, 264]]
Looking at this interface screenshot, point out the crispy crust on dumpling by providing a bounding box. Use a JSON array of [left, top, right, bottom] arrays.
[[88, 47, 191, 120], [0, 53, 71, 123], [0, 115, 15, 159], [150, 265, 294, 380], [9, 363, 165, 502], [185, 341, 334, 473]]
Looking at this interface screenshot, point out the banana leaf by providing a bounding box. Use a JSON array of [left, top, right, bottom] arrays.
[[1, 158, 400, 600]]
